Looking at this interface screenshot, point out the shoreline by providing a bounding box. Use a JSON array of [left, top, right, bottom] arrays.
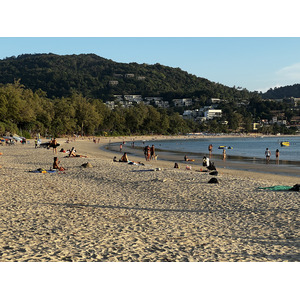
[[0, 136, 299, 262], [101, 135, 300, 181]]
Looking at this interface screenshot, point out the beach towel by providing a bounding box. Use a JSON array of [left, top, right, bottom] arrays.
[[258, 185, 293, 191], [29, 168, 57, 173]]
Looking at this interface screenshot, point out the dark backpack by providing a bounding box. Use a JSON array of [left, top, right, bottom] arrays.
[[208, 177, 218, 184], [290, 184, 300, 191]]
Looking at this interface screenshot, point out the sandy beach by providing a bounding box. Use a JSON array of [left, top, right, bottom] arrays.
[[0, 136, 299, 262]]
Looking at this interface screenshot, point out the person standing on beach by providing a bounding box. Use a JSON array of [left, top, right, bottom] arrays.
[[120, 144, 123, 152], [146, 146, 151, 161], [51, 138, 58, 154], [150, 145, 155, 160], [265, 148, 271, 163], [144, 145, 151, 161]]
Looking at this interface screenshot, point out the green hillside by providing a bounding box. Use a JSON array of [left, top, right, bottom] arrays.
[[262, 84, 300, 99], [0, 53, 254, 101]]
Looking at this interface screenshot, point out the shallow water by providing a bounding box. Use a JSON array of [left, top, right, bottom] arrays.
[[105, 136, 300, 177], [150, 136, 300, 162]]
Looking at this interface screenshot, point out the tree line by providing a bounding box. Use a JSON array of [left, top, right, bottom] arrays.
[[1, 82, 297, 138], [0, 82, 200, 137]]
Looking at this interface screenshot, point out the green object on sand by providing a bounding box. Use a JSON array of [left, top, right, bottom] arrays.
[[258, 185, 292, 191]]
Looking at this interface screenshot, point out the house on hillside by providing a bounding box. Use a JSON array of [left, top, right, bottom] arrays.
[[173, 98, 193, 107], [124, 95, 143, 103], [204, 108, 222, 120], [290, 116, 300, 129], [182, 107, 222, 122], [109, 80, 119, 86]]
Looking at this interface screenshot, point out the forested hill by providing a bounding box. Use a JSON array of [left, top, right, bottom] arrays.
[[0, 53, 254, 100], [262, 84, 300, 99]]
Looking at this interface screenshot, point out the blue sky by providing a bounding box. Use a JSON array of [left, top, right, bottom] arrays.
[[1, 37, 300, 92], [1, 1, 300, 93]]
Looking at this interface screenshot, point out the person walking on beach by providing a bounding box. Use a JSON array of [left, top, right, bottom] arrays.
[[265, 148, 271, 163], [119, 144, 123, 152]]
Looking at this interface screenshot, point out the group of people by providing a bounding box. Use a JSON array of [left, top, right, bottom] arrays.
[[144, 145, 156, 161], [265, 148, 280, 163]]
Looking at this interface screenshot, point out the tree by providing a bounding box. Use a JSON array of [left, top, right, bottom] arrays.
[[72, 94, 101, 135]]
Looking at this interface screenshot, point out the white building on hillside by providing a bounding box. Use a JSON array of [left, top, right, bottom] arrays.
[[204, 108, 222, 120]]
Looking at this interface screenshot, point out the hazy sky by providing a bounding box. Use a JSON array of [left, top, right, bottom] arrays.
[[1, 37, 300, 92]]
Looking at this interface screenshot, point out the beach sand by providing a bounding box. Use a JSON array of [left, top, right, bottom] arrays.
[[0, 136, 299, 262]]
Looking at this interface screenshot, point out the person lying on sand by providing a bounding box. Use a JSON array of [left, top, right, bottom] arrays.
[[114, 153, 144, 165], [68, 147, 88, 158]]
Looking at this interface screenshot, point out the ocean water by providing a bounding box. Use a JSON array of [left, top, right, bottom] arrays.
[[140, 136, 300, 163]]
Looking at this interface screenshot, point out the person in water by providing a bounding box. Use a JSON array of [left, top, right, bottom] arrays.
[[184, 155, 194, 162], [208, 144, 213, 156], [222, 148, 226, 160], [275, 149, 280, 164], [265, 148, 271, 163]]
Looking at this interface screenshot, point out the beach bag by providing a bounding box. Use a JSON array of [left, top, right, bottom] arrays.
[[81, 162, 93, 168], [290, 184, 300, 191], [208, 177, 218, 184]]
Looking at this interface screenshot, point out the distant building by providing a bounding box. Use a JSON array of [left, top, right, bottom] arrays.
[[124, 95, 143, 103], [173, 98, 193, 107], [113, 95, 123, 101], [105, 101, 116, 110], [145, 97, 163, 101], [109, 80, 119, 86], [204, 108, 222, 120], [252, 122, 260, 131]]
